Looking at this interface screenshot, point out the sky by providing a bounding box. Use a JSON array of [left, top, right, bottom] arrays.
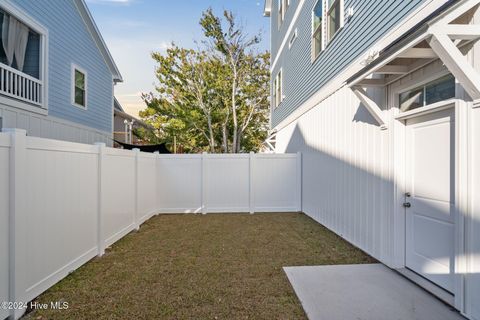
[[86, 0, 270, 117]]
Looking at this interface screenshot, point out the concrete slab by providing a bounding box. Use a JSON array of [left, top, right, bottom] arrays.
[[284, 264, 465, 320]]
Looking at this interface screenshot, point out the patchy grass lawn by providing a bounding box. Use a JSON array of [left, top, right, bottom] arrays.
[[24, 213, 375, 320]]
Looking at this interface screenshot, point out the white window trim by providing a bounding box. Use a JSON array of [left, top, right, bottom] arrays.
[[274, 69, 284, 109], [311, 0, 325, 62], [325, 0, 344, 45], [0, 0, 49, 112], [278, 0, 290, 29], [397, 73, 455, 112], [71, 64, 88, 110], [289, 28, 298, 49], [278, 0, 283, 28]]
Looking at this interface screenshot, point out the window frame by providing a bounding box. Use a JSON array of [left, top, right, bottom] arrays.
[[278, 0, 290, 29], [311, 0, 324, 61], [274, 69, 283, 109], [71, 63, 88, 110], [326, 0, 344, 45], [398, 74, 456, 112]]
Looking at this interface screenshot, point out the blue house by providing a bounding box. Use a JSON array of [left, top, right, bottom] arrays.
[[264, 0, 480, 319], [0, 0, 122, 145]]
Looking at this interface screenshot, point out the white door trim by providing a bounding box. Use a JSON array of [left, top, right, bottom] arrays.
[[392, 98, 469, 313]]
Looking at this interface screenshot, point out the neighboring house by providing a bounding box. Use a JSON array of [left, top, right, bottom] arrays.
[[0, 0, 122, 146], [264, 0, 480, 319], [113, 97, 153, 146]]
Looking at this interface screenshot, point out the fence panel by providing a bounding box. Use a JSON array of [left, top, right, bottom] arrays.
[[137, 152, 158, 224], [157, 155, 202, 213], [102, 148, 136, 248], [23, 137, 99, 304], [204, 154, 250, 213], [253, 154, 301, 212], [0, 134, 10, 320]]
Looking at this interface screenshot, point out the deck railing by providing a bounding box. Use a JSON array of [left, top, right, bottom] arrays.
[[0, 62, 42, 106]]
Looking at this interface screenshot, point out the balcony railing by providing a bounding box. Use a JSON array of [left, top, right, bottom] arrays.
[[0, 62, 42, 106]]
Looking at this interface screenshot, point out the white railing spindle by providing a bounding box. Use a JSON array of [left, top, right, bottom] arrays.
[[0, 62, 43, 106]]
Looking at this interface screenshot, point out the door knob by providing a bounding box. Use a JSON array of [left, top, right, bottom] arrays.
[[403, 202, 411, 208]]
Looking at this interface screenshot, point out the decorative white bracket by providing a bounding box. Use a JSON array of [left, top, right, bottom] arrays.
[[352, 86, 388, 130], [428, 31, 480, 100]]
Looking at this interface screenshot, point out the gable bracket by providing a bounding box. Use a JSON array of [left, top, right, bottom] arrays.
[[428, 31, 480, 100], [352, 86, 388, 130]]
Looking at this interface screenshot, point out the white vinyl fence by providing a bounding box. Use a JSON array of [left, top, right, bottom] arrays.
[[0, 129, 301, 319], [158, 153, 301, 213]]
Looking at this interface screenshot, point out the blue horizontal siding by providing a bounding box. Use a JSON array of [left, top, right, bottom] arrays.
[[270, 0, 425, 127], [10, 0, 113, 133]]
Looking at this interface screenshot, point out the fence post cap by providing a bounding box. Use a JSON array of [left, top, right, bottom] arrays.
[[94, 142, 106, 147], [132, 148, 140, 152], [153, 151, 160, 154], [2, 128, 26, 135]]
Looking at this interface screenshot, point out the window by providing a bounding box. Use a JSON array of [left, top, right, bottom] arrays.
[[289, 28, 298, 49], [72, 65, 87, 108], [0, 9, 41, 79], [278, 0, 290, 28], [326, 0, 342, 43], [399, 74, 455, 112], [312, 0, 323, 60], [274, 70, 283, 108], [0, 3, 48, 109]]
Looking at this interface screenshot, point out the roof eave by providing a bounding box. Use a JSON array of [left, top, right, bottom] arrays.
[[74, 0, 123, 82]]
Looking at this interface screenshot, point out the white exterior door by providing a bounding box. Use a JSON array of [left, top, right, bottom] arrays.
[[405, 107, 455, 293]]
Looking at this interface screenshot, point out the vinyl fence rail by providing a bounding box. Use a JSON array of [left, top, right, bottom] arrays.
[[0, 129, 301, 320]]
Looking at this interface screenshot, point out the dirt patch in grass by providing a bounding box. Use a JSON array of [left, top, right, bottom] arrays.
[[24, 213, 375, 320]]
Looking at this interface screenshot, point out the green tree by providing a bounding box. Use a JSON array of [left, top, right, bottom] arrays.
[[140, 9, 270, 153]]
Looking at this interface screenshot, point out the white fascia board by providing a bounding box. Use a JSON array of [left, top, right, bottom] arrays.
[[74, 0, 123, 83]]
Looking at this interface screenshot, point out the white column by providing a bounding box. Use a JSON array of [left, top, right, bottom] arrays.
[[3, 128, 27, 320], [94, 142, 106, 257]]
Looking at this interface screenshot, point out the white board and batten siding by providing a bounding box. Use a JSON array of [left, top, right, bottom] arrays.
[[469, 104, 480, 319], [276, 86, 394, 265], [157, 153, 301, 214], [0, 129, 301, 319]]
